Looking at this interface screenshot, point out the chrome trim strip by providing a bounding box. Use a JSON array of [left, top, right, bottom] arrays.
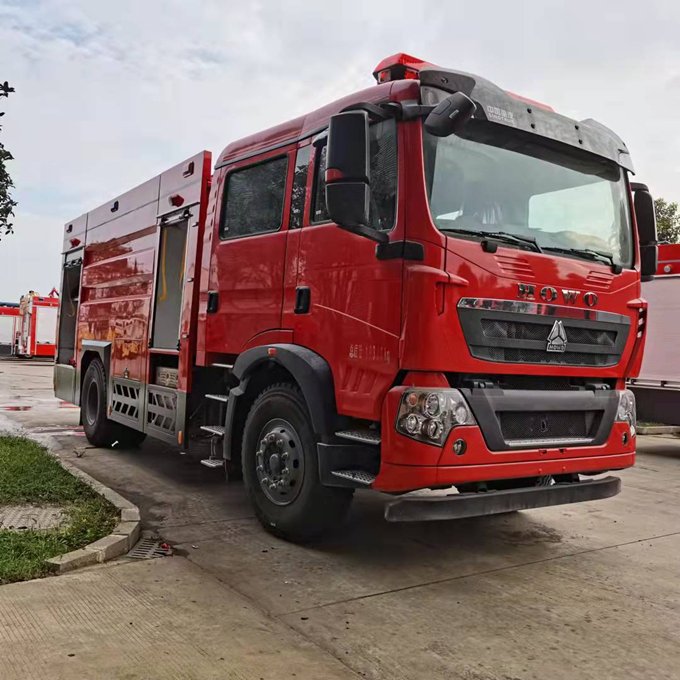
[[505, 437, 594, 448], [457, 298, 630, 325]]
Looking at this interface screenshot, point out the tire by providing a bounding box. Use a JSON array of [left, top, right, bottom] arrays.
[[81, 359, 146, 448], [241, 383, 353, 542]]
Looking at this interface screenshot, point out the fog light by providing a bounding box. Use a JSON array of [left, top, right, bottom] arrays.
[[453, 438, 467, 456]]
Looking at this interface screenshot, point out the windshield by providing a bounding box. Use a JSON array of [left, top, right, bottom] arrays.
[[423, 121, 633, 267]]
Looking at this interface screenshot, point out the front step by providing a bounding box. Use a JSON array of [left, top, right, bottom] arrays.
[[200, 424, 225, 437], [206, 393, 229, 403], [335, 429, 381, 445], [331, 469, 376, 486], [200, 458, 225, 469]]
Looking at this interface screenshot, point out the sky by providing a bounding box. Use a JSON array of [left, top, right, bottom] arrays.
[[1, 0, 679, 301]]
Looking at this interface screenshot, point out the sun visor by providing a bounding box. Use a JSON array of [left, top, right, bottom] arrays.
[[419, 67, 633, 173]]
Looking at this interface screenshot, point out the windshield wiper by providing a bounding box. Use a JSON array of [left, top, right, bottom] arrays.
[[440, 228, 543, 253], [541, 246, 622, 272]]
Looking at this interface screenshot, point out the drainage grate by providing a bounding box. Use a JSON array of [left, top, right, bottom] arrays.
[[127, 537, 173, 560]]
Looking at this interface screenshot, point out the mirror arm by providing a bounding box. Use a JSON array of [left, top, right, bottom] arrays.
[[340, 101, 436, 123], [398, 103, 435, 121], [630, 182, 649, 193], [340, 102, 392, 122]]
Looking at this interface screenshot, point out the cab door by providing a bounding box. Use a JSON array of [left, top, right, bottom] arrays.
[[292, 119, 403, 421], [204, 151, 292, 355]]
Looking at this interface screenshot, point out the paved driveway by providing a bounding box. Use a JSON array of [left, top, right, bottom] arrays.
[[1, 358, 679, 679]]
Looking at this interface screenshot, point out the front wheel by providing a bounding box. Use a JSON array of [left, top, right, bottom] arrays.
[[242, 383, 353, 542], [81, 359, 146, 448]]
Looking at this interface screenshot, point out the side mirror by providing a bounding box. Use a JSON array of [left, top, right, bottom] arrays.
[[326, 111, 387, 243], [632, 184, 658, 281], [424, 92, 476, 137]]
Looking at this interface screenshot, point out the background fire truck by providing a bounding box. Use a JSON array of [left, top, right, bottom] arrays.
[[630, 242, 680, 423], [14, 290, 59, 359], [55, 54, 656, 541], [0, 302, 20, 356]]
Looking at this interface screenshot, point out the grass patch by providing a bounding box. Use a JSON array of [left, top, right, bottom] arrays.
[[0, 436, 117, 584]]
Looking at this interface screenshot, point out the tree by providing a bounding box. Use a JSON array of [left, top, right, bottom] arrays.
[[0, 80, 16, 240], [654, 197, 680, 244]]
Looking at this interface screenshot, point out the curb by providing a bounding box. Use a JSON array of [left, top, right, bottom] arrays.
[[637, 425, 680, 435], [0, 415, 142, 574], [45, 460, 142, 573]]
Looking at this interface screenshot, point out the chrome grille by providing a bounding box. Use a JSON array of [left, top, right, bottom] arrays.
[[481, 319, 617, 347], [458, 298, 630, 368]]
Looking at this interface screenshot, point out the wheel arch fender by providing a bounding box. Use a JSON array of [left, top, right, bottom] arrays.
[[224, 344, 339, 459], [77, 340, 112, 405]]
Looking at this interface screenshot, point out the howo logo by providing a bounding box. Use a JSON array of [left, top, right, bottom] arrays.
[[517, 283, 598, 307], [545, 321, 567, 352], [546, 320, 568, 353]]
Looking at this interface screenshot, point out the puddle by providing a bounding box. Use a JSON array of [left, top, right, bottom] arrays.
[[30, 426, 85, 436]]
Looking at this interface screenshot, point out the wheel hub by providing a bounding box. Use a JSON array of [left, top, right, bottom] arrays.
[[255, 418, 304, 505]]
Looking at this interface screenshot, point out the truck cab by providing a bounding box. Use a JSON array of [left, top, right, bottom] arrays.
[[55, 54, 657, 541]]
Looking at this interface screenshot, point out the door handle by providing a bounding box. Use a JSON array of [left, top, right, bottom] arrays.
[[207, 291, 219, 314], [294, 287, 311, 314]]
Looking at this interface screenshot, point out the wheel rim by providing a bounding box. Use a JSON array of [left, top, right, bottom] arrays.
[[85, 379, 99, 426], [255, 418, 304, 506]]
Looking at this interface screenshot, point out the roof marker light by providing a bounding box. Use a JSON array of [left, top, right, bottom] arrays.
[[372, 53, 435, 83]]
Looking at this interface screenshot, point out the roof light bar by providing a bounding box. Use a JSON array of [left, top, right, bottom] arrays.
[[372, 52, 434, 83]]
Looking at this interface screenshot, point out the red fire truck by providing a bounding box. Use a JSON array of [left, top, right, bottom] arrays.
[[15, 291, 59, 359], [0, 302, 20, 356], [54, 54, 657, 541], [630, 241, 680, 423]]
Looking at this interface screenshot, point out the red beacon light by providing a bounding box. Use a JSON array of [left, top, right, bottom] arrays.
[[372, 53, 435, 83]]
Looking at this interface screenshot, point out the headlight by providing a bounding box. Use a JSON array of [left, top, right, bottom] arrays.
[[396, 388, 476, 446], [616, 389, 636, 436]]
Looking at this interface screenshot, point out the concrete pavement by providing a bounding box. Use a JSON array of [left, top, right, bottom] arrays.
[[1, 358, 680, 679]]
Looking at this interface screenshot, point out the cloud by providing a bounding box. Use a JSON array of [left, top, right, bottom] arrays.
[[1, 0, 679, 300]]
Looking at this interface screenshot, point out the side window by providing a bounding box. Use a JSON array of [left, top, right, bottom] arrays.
[[312, 144, 330, 223], [220, 156, 288, 239], [311, 118, 397, 230], [289, 145, 312, 229]]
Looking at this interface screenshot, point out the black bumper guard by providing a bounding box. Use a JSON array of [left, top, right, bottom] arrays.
[[384, 476, 621, 522]]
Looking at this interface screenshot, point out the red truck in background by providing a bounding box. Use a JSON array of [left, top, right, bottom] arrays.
[[54, 53, 657, 541], [14, 291, 59, 359], [0, 302, 20, 356], [630, 241, 680, 424]]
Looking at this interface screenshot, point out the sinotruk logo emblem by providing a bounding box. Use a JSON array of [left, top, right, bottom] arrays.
[[546, 320, 568, 352]]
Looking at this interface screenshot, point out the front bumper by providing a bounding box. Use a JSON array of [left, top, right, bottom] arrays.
[[374, 386, 635, 492], [384, 475, 621, 522]]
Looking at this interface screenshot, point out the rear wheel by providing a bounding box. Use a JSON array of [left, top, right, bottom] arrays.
[[81, 359, 146, 448], [242, 383, 353, 542]]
